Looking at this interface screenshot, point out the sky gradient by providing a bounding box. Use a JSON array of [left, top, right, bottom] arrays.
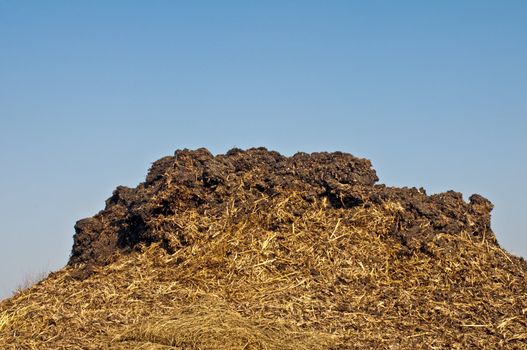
[[1, 1, 526, 298]]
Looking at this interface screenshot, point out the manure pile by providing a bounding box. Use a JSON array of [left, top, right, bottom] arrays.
[[1, 148, 526, 349]]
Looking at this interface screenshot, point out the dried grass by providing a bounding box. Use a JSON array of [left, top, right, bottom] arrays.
[[0, 311, 11, 332], [121, 302, 333, 349]]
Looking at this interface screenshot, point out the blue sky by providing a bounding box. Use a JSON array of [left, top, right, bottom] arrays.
[[1, 1, 526, 298]]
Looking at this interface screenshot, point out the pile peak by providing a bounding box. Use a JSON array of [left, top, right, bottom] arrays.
[[71, 147, 493, 268]]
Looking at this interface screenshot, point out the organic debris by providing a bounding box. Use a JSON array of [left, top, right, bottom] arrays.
[[1, 148, 526, 349]]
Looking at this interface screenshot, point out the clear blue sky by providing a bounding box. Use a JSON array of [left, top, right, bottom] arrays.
[[1, 1, 526, 298]]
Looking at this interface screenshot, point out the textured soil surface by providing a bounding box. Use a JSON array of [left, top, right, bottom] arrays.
[[71, 148, 494, 268], [1, 148, 526, 349]]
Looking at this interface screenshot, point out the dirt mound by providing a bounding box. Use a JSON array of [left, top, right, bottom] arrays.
[[1, 148, 526, 349], [71, 147, 494, 267]]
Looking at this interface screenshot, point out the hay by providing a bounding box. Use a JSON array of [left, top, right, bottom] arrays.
[[1, 148, 526, 349], [121, 301, 333, 349]]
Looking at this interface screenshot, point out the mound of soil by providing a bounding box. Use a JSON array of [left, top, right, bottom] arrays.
[[2, 148, 526, 349], [71, 147, 494, 267]]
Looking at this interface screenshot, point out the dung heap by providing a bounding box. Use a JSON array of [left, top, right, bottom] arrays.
[[1, 148, 526, 350]]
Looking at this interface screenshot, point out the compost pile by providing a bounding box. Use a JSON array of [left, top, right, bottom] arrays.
[[1, 148, 526, 350]]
